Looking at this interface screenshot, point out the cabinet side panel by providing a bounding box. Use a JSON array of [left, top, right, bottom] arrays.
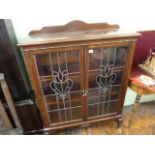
[[117, 41, 137, 113]]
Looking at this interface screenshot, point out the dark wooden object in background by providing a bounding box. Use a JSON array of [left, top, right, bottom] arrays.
[[15, 100, 43, 134], [0, 19, 42, 134], [18, 20, 140, 133], [0, 73, 22, 129], [0, 100, 12, 130], [0, 19, 30, 102], [0, 73, 22, 134]]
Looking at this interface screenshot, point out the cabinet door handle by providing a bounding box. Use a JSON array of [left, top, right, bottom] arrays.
[[83, 90, 88, 96], [83, 93, 86, 96], [81, 90, 85, 95]]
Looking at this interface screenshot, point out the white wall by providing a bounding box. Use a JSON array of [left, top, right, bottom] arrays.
[[10, 0, 155, 42]]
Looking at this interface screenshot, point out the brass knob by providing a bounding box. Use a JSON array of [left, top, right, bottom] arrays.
[[83, 90, 88, 96]]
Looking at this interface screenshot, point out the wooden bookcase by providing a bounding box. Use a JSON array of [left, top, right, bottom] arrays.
[[18, 20, 140, 133]]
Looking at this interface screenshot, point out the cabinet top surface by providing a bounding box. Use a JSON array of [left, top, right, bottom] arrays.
[[18, 20, 141, 47]]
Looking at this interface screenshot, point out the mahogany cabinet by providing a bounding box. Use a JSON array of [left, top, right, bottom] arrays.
[[18, 21, 140, 133]]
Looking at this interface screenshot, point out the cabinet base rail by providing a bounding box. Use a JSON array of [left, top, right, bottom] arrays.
[[43, 114, 123, 134]]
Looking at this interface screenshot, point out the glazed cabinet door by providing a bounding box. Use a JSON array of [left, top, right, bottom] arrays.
[[28, 47, 85, 126], [87, 43, 129, 119]]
